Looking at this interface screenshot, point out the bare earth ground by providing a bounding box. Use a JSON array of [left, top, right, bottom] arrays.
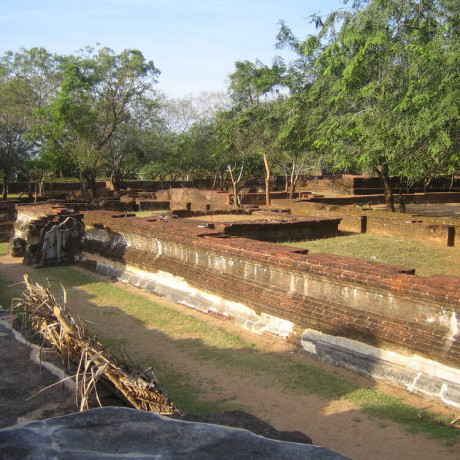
[[0, 256, 459, 460]]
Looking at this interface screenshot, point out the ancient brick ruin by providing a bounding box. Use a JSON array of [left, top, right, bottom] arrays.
[[2, 180, 459, 409], [79, 210, 460, 408], [11, 204, 84, 266]]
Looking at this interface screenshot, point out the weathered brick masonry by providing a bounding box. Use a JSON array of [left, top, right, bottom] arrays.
[[0, 203, 16, 242], [215, 218, 342, 242], [82, 212, 460, 367], [292, 201, 459, 246], [13, 204, 84, 264], [78, 211, 460, 406]]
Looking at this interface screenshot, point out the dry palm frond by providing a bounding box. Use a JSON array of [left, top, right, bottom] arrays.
[[12, 274, 179, 415]]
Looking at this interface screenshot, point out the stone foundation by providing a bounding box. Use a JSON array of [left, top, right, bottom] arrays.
[[82, 211, 460, 408]]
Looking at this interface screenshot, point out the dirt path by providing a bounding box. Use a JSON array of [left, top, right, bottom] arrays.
[[0, 256, 458, 460]]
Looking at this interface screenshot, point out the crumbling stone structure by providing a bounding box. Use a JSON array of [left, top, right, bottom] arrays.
[[81, 211, 460, 408], [155, 188, 231, 212], [0, 203, 16, 242], [11, 204, 84, 266], [6, 204, 459, 407]]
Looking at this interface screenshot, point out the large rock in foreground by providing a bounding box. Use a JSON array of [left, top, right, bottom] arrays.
[[0, 407, 349, 459]]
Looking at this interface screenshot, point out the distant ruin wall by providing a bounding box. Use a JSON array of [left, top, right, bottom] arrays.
[[155, 188, 230, 206], [1, 181, 106, 194], [292, 202, 459, 247], [82, 211, 460, 407]]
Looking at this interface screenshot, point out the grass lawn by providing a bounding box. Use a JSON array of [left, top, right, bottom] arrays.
[[0, 264, 457, 444], [134, 210, 169, 218], [285, 233, 460, 277]]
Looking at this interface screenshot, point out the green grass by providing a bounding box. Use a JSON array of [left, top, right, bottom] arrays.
[[285, 233, 460, 276], [134, 210, 170, 218], [98, 334, 129, 349], [347, 389, 458, 442], [142, 363, 229, 415], [0, 265, 458, 443], [0, 278, 15, 309], [0, 243, 8, 256]]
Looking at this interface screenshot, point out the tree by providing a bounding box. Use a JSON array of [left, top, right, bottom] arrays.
[[278, 0, 460, 211], [104, 95, 165, 190], [0, 98, 35, 200], [226, 59, 285, 205], [0, 48, 60, 199], [272, 96, 324, 198], [40, 46, 159, 198], [20, 157, 51, 201], [216, 108, 261, 206]]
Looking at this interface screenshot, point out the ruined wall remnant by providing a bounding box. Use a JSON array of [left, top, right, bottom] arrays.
[[155, 188, 231, 212], [292, 202, 460, 247], [37, 217, 85, 265], [11, 204, 84, 267], [0, 203, 16, 242], [82, 211, 460, 408], [215, 218, 342, 242]]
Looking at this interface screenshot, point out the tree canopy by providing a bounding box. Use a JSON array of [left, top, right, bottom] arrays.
[[0, 1, 458, 207]]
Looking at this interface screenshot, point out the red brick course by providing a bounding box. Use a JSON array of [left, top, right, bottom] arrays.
[[82, 211, 460, 368]]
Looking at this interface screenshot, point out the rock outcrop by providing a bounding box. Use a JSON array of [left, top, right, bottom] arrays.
[[0, 407, 349, 459]]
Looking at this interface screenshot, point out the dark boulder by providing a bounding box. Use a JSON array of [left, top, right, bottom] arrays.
[[0, 407, 350, 459]]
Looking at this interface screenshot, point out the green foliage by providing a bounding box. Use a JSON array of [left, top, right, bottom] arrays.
[[275, 0, 459, 209], [228, 59, 285, 107], [37, 46, 160, 196], [1, 0, 458, 196]]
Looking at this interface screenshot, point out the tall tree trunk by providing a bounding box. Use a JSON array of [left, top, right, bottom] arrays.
[[212, 170, 219, 190], [2, 172, 9, 201], [263, 151, 271, 206], [227, 165, 239, 209], [289, 159, 297, 200], [375, 164, 395, 212], [110, 170, 123, 191], [80, 170, 98, 201]]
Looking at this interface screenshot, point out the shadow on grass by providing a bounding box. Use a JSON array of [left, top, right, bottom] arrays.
[[0, 260, 458, 449]]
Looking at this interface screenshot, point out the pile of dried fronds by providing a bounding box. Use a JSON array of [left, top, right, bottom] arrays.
[[13, 274, 179, 415]]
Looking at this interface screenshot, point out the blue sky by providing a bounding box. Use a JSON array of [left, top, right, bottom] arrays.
[[1, 0, 345, 98]]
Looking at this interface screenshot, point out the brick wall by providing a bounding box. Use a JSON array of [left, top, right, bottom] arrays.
[[292, 202, 459, 246], [239, 192, 292, 205], [215, 218, 342, 242], [0, 203, 16, 242], [120, 179, 216, 190], [302, 192, 460, 206], [136, 200, 170, 211], [82, 211, 460, 370], [154, 188, 230, 206], [1, 181, 107, 194]]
